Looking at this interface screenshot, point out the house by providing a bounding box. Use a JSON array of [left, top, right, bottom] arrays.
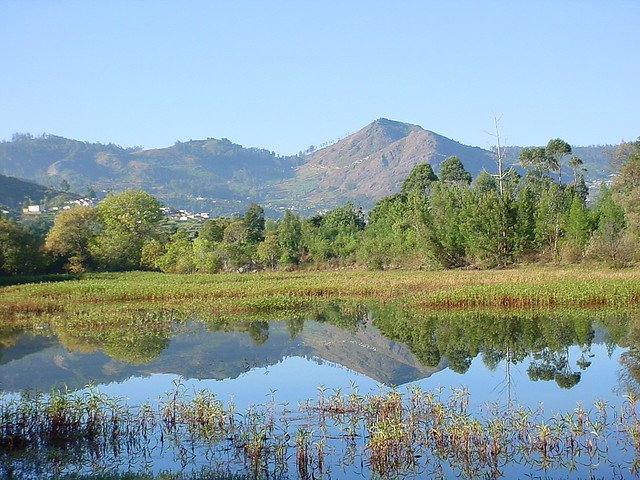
[[23, 205, 42, 214]]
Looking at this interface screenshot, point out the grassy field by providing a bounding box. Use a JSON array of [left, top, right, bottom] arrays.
[[1, 266, 640, 326]]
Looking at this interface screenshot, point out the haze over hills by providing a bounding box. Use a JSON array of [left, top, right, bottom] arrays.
[[0, 121, 616, 216]]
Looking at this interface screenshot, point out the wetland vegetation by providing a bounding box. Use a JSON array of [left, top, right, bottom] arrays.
[[2, 273, 640, 478], [1, 140, 640, 477]]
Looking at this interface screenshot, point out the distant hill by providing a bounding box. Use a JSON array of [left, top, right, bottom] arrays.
[[0, 133, 303, 215], [273, 118, 497, 211], [0, 173, 70, 210], [504, 145, 616, 184], [0, 126, 619, 216]]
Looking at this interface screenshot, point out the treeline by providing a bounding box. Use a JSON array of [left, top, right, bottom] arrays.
[[1, 138, 639, 276]]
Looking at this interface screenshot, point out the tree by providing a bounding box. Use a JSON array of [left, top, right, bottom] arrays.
[[568, 155, 584, 185], [545, 138, 572, 183], [534, 182, 569, 261], [439, 156, 472, 185], [155, 230, 195, 273], [563, 195, 591, 261], [44, 206, 99, 272], [587, 185, 633, 267], [519, 146, 549, 178], [278, 210, 303, 265], [60, 179, 71, 192], [463, 189, 515, 267], [256, 231, 280, 269], [243, 203, 265, 244], [0, 217, 40, 275], [400, 163, 438, 195], [472, 171, 497, 194], [199, 218, 226, 243], [425, 183, 466, 268], [91, 189, 163, 270]]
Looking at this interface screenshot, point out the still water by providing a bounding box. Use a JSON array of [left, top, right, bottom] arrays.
[[1, 305, 638, 479]]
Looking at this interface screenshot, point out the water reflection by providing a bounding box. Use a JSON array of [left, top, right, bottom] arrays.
[[0, 304, 637, 399]]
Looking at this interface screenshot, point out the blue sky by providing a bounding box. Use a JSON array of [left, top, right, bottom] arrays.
[[1, 1, 638, 154]]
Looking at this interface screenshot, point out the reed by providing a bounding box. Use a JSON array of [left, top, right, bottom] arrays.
[[3, 385, 640, 479]]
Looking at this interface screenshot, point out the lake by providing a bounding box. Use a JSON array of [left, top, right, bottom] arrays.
[[1, 304, 639, 479]]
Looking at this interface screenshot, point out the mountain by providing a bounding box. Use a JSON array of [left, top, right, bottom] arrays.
[[0, 172, 70, 210], [0, 133, 303, 216], [272, 118, 496, 210], [0, 319, 445, 392], [0, 125, 618, 216]]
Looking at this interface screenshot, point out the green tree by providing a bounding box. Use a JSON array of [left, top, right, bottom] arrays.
[[199, 218, 226, 243], [256, 230, 280, 269], [519, 146, 549, 178], [278, 210, 303, 265], [44, 206, 99, 272], [426, 183, 466, 268], [545, 138, 572, 183], [534, 182, 569, 261], [91, 189, 163, 270], [568, 155, 584, 185], [587, 185, 633, 266], [563, 195, 591, 261], [472, 170, 497, 194], [155, 230, 195, 273], [0, 217, 40, 275], [513, 186, 537, 258], [400, 163, 438, 195], [463, 189, 514, 267], [439, 156, 472, 185], [243, 203, 265, 244]]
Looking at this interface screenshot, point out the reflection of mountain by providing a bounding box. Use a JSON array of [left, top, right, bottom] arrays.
[[0, 333, 57, 366], [302, 320, 445, 384], [0, 319, 444, 392]]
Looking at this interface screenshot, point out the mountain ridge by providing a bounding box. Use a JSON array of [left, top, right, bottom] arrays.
[[0, 122, 616, 215]]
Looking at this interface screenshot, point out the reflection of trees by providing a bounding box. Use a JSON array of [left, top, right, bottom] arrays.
[[102, 334, 170, 364], [312, 302, 368, 333], [246, 321, 269, 345], [372, 306, 606, 388], [527, 347, 583, 389], [616, 315, 640, 394], [51, 309, 175, 365], [285, 317, 304, 339]]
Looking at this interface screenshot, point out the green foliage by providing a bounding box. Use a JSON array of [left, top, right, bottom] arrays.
[[425, 183, 466, 268], [400, 163, 438, 195], [91, 189, 163, 270], [45, 206, 99, 272], [243, 203, 265, 244], [472, 170, 497, 194], [439, 155, 472, 185], [462, 189, 514, 267], [587, 186, 634, 266], [156, 230, 196, 273], [278, 210, 303, 265], [563, 195, 591, 261], [0, 217, 41, 275]]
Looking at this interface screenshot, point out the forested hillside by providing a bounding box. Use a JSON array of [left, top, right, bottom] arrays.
[[0, 133, 303, 215], [0, 124, 619, 217], [1, 138, 638, 276], [0, 173, 71, 210]]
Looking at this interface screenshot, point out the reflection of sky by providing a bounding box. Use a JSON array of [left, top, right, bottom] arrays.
[[95, 344, 625, 415], [97, 356, 384, 411]]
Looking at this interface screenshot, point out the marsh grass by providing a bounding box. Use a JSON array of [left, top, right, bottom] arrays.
[[2, 267, 640, 322], [4, 384, 639, 479]]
